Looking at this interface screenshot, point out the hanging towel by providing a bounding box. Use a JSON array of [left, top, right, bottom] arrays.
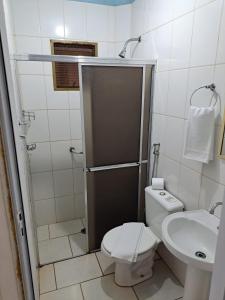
[[111, 222, 144, 263], [183, 106, 215, 163]]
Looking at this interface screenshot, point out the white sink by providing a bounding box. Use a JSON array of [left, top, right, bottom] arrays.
[[162, 209, 219, 300]]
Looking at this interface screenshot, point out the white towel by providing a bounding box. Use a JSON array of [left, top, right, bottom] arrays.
[[111, 222, 144, 263], [183, 106, 215, 163]]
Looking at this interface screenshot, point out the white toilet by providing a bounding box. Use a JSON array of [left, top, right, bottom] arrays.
[[101, 186, 184, 286]]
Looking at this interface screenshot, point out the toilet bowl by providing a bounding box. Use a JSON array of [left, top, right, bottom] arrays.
[[101, 225, 160, 286], [101, 186, 184, 286]]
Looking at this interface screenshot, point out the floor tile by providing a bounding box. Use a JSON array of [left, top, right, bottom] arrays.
[[40, 284, 83, 300], [69, 233, 87, 256], [39, 264, 56, 294], [49, 219, 83, 239], [39, 237, 72, 265], [81, 274, 138, 300], [134, 260, 184, 300], [37, 225, 49, 241], [54, 253, 102, 288], [95, 251, 115, 275]]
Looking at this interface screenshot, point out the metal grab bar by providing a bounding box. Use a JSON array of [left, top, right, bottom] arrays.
[[69, 147, 83, 155]]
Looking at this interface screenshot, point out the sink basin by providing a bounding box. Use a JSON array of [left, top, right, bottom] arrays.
[[162, 209, 219, 300]]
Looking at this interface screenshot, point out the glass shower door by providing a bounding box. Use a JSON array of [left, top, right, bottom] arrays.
[[81, 65, 152, 251]]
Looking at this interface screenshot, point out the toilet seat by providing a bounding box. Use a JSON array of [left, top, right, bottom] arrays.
[[102, 225, 158, 258]]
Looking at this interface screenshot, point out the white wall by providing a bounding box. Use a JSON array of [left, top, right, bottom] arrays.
[[131, 0, 225, 283], [9, 0, 131, 226]]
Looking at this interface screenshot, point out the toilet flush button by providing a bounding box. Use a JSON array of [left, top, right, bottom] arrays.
[[159, 192, 166, 196], [166, 196, 176, 203]]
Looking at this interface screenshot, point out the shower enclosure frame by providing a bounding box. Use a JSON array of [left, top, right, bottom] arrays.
[[8, 54, 156, 299]]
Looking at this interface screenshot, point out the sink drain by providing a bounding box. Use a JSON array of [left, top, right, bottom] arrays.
[[195, 251, 206, 259]]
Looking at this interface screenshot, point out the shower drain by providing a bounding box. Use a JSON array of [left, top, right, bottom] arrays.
[[195, 251, 206, 259]]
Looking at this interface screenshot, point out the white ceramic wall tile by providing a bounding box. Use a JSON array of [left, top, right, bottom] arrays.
[[151, 113, 166, 154], [39, 264, 56, 294], [203, 126, 225, 185], [153, 71, 169, 115], [27, 110, 50, 143], [53, 169, 73, 197], [167, 69, 188, 118], [37, 225, 49, 241], [115, 5, 131, 41], [75, 194, 85, 218], [35, 198, 56, 226], [70, 110, 82, 140], [71, 140, 84, 168], [178, 165, 201, 210], [40, 284, 83, 300], [39, 0, 64, 38], [19, 75, 46, 110], [11, 0, 40, 36], [45, 76, 69, 109], [64, 1, 86, 39], [48, 110, 70, 141], [213, 64, 225, 125], [54, 253, 102, 288], [216, 1, 225, 63], [199, 176, 225, 218], [134, 260, 183, 300], [15, 36, 43, 74], [86, 4, 115, 41], [29, 142, 52, 173], [95, 251, 115, 275], [38, 236, 72, 264], [152, 24, 173, 71], [163, 156, 180, 196], [69, 233, 87, 256], [82, 274, 137, 300], [171, 13, 194, 69], [190, 1, 221, 67], [195, 0, 216, 8], [164, 117, 184, 162], [172, 0, 195, 18], [32, 172, 54, 200], [68, 91, 80, 110], [51, 141, 72, 170], [41, 39, 52, 75], [55, 195, 76, 222], [74, 168, 84, 195], [49, 219, 83, 239]]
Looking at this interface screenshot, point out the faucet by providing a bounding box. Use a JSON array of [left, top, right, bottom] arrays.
[[209, 202, 223, 215]]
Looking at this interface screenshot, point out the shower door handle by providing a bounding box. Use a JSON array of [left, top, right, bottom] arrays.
[[86, 162, 140, 173], [69, 147, 83, 154]]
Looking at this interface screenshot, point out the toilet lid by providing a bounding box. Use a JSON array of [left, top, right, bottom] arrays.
[[102, 225, 157, 256]]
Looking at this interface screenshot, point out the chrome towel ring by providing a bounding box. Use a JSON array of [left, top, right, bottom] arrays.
[[190, 83, 217, 107]]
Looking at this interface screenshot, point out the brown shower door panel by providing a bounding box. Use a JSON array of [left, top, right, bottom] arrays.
[[82, 66, 143, 167], [81, 65, 149, 251]]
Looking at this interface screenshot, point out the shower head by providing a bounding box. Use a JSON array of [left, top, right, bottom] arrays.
[[118, 36, 141, 58]]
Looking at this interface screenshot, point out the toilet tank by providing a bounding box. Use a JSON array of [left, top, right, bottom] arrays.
[[145, 186, 183, 240]]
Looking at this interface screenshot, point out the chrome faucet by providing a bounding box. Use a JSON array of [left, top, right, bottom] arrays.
[[209, 202, 223, 215]]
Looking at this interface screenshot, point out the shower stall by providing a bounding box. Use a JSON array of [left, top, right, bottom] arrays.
[[12, 55, 155, 269]]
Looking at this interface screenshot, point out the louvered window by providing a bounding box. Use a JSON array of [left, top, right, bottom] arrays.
[[51, 41, 97, 91]]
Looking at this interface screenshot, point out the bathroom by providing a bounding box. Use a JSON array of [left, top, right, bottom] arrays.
[[0, 0, 225, 299]]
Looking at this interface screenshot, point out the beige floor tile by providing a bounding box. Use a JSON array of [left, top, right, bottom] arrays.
[[39, 237, 72, 265], [54, 253, 102, 288], [49, 219, 83, 239], [95, 251, 115, 275], [81, 274, 137, 300], [37, 225, 49, 241], [69, 233, 87, 257], [134, 260, 184, 300], [39, 264, 56, 294], [40, 284, 83, 300]]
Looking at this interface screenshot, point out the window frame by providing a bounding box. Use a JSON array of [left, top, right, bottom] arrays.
[[50, 40, 98, 91]]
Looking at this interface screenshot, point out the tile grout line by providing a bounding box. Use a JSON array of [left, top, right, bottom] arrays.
[[80, 283, 85, 300], [52, 263, 58, 291], [94, 252, 104, 276], [132, 286, 140, 300]]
